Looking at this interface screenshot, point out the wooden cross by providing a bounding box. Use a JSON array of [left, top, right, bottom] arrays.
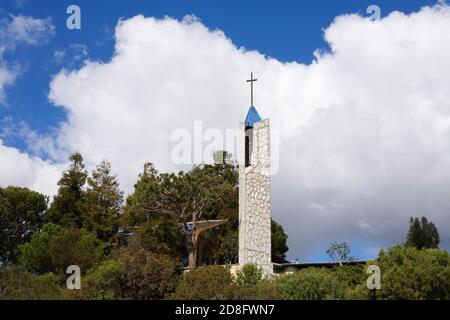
[[246, 72, 258, 106]]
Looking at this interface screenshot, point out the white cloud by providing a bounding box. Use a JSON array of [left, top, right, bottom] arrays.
[[0, 57, 17, 104], [2, 15, 55, 47], [0, 140, 61, 196], [0, 15, 54, 104], [5, 4, 450, 260]]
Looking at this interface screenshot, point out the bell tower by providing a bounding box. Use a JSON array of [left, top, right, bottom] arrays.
[[238, 73, 273, 275]]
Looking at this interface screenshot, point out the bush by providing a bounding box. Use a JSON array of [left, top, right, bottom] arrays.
[[0, 267, 63, 300], [68, 259, 125, 300], [236, 278, 279, 300], [334, 264, 368, 299], [68, 246, 180, 300], [116, 246, 180, 299], [276, 268, 342, 300], [236, 263, 263, 288], [171, 265, 236, 300]]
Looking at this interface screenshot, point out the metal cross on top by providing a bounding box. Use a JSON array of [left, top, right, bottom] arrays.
[[246, 72, 258, 106]]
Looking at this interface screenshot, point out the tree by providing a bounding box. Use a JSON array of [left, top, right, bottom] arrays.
[[138, 164, 233, 269], [326, 242, 352, 266], [122, 163, 160, 225], [122, 163, 182, 258], [18, 223, 64, 274], [18, 223, 105, 275], [170, 265, 236, 300], [46, 153, 87, 228], [131, 220, 182, 258], [271, 219, 289, 259], [0, 187, 48, 264], [375, 245, 450, 299], [405, 216, 440, 249], [85, 160, 124, 242], [48, 228, 106, 275]]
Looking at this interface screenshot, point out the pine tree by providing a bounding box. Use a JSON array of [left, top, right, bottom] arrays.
[[122, 162, 161, 226], [85, 160, 124, 242], [406, 216, 440, 249], [46, 153, 87, 228]]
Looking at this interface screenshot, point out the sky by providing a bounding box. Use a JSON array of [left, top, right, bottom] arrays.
[[1, 0, 449, 262]]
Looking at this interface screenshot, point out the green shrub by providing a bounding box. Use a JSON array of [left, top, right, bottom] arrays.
[[236, 263, 263, 288], [276, 268, 342, 300], [375, 245, 450, 299], [68, 246, 180, 300], [171, 265, 236, 300], [116, 247, 180, 299], [67, 259, 124, 300], [0, 267, 63, 300], [237, 278, 279, 300]]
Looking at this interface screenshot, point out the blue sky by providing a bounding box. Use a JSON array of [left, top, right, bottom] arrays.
[[1, 0, 448, 262]]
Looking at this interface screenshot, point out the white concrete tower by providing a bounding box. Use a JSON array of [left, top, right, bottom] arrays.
[[238, 75, 273, 275]]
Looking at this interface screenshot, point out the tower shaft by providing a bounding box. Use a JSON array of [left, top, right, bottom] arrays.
[[239, 118, 273, 275]]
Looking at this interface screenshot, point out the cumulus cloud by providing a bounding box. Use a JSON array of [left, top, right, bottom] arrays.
[[0, 140, 61, 196], [4, 4, 450, 260]]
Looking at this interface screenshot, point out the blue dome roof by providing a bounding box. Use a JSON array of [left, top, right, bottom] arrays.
[[244, 106, 262, 128]]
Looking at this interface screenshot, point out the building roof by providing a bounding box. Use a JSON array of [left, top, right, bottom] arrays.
[[273, 260, 367, 271], [244, 106, 262, 128]]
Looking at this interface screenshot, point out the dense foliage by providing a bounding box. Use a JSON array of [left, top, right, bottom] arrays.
[[0, 186, 48, 264], [170, 265, 236, 300], [0, 267, 63, 300], [1, 151, 448, 300], [374, 245, 450, 299], [71, 246, 180, 300]]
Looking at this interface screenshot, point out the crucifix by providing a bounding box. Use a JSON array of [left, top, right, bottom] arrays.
[[246, 72, 258, 106]]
